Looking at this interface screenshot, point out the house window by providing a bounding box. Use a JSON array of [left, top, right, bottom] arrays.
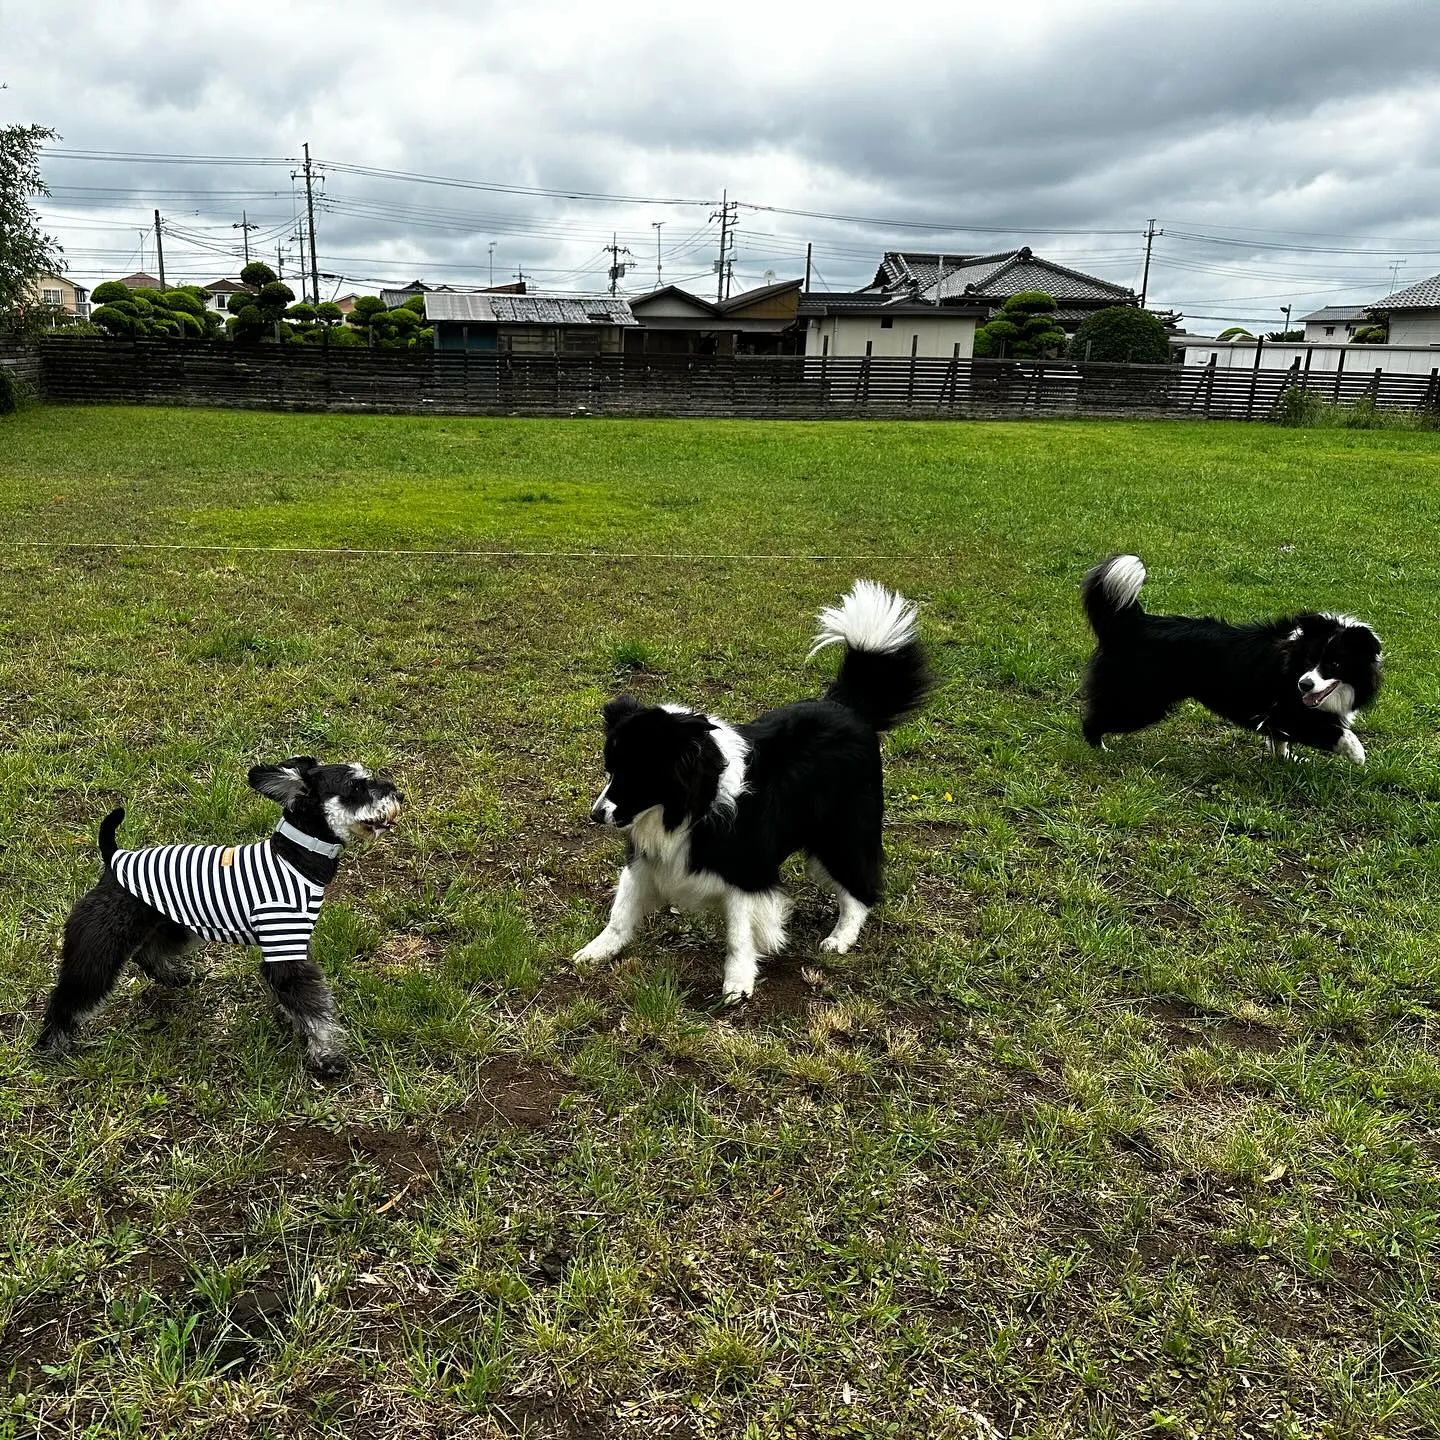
[[879, 316, 894, 329], [42, 289, 62, 305], [1325, 326, 1334, 336]]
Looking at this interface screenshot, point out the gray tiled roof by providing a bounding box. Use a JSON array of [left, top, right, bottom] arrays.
[[1299, 305, 1369, 324], [874, 249, 1134, 307], [1375, 272, 1440, 310]]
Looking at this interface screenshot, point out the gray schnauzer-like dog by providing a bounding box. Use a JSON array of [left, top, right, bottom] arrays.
[[36, 758, 402, 1077]]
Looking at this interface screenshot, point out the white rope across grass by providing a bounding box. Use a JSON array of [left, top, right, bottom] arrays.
[[9, 539, 937, 563]]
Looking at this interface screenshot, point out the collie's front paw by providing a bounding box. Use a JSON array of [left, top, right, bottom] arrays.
[[1335, 731, 1366, 765], [574, 932, 624, 965], [721, 955, 757, 1004], [818, 935, 850, 955]]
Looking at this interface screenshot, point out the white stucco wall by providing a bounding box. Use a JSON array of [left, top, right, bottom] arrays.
[[804, 314, 977, 359], [1387, 312, 1440, 347], [1181, 342, 1440, 375]]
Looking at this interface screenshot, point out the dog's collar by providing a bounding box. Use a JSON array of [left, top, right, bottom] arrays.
[[274, 819, 344, 858]]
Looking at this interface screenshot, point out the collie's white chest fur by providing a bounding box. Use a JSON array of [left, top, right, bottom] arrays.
[[631, 808, 728, 909]]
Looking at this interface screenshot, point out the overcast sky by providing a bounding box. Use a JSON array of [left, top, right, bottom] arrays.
[[4, 0, 1439, 334]]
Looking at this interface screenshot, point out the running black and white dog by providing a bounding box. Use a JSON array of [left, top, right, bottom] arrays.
[[574, 581, 931, 1002], [36, 759, 403, 1076], [1081, 554, 1381, 762]]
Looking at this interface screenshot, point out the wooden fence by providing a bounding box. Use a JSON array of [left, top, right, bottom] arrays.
[[0, 337, 42, 397], [18, 337, 1440, 421]]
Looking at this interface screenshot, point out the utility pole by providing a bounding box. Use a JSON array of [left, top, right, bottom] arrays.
[[711, 191, 738, 301], [652, 221, 664, 288], [303, 142, 320, 311], [804, 241, 812, 292], [154, 210, 166, 288], [1280, 303, 1292, 336], [1140, 218, 1161, 309], [292, 229, 307, 303], [488, 242, 496, 287], [605, 233, 633, 296], [276, 242, 284, 281], [233, 211, 259, 266]]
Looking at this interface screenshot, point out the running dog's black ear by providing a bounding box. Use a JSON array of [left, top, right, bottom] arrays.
[[248, 757, 318, 804], [602, 695, 646, 731]]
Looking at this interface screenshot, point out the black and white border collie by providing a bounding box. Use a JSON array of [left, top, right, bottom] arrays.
[[575, 581, 931, 1002], [1081, 555, 1382, 762]]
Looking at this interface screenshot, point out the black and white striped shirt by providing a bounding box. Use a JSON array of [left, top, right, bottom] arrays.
[[111, 838, 326, 965]]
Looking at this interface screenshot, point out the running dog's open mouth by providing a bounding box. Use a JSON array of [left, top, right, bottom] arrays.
[[1302, 679, 1340, 708]]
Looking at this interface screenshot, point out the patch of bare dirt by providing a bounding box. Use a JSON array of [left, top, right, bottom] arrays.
[[0, 1294, 76, 1396], [493, 1396, 612, 1439], [271, 1123, 440, 1185], [446, 1057, 576, 1132], [1143, 998, 1285, 1053]]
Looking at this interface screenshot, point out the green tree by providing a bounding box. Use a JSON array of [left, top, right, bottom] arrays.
[[0, 122, 63, 332], [227, 262, 293, 344], [1069, 306, 1172, 364], [973, 291, 1066, 359]]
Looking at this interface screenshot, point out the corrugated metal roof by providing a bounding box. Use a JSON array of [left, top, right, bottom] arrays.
[[1376, 272, 1440, 310], [424, 293, 496, 323], [424, 292, 638, 326], [488, 295, 637, 326]]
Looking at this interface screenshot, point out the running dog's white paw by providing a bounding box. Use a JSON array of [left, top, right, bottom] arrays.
[[818, 935, 850, 955], [574, 932, 625, 964]]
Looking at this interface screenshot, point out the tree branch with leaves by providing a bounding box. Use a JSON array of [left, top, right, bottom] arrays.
[[0, 122, 62, 331]]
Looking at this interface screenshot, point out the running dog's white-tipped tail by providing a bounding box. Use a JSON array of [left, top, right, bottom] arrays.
[[1100, 555, 1146, 609], [808, 579, 918, 659]]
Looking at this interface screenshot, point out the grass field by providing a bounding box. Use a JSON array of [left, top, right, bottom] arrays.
[[2, 406, 1440, 1439]]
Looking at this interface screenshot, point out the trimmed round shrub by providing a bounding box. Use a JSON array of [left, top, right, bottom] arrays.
[[1069, 306, 1171, 364], [314, 301, 343, 324], [386, 306, 420, 330], [91, 304, 138, 335], [164, 290, 205, 316], [259, 281, 295, 309], [402, 294, 426, 314], [1351, 325, 1387, 344], [1005, 290, 1060, 316], [351, 295, 387, 320], [286, 302, 318, 323], [240, 261, 278, 288], [129, 297, 155, 317], [177, 311, 205, 337], [90, 280, 132, 305]]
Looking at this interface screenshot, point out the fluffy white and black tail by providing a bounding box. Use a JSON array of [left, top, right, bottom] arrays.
[[810, 579, 931, 732], [1082, 554, 1147, 644]]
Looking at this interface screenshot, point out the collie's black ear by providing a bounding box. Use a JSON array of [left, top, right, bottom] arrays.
[[248, 758, 317, 805], [663, 726, 724, 829], [602, 695, 645, 731]]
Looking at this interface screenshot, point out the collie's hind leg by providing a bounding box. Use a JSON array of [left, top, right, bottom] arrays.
[[575, 863, 658, 964], [808, 853, 879, 956]]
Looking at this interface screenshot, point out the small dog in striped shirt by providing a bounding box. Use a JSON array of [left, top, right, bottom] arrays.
[[37, 758, 402, 1078]]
